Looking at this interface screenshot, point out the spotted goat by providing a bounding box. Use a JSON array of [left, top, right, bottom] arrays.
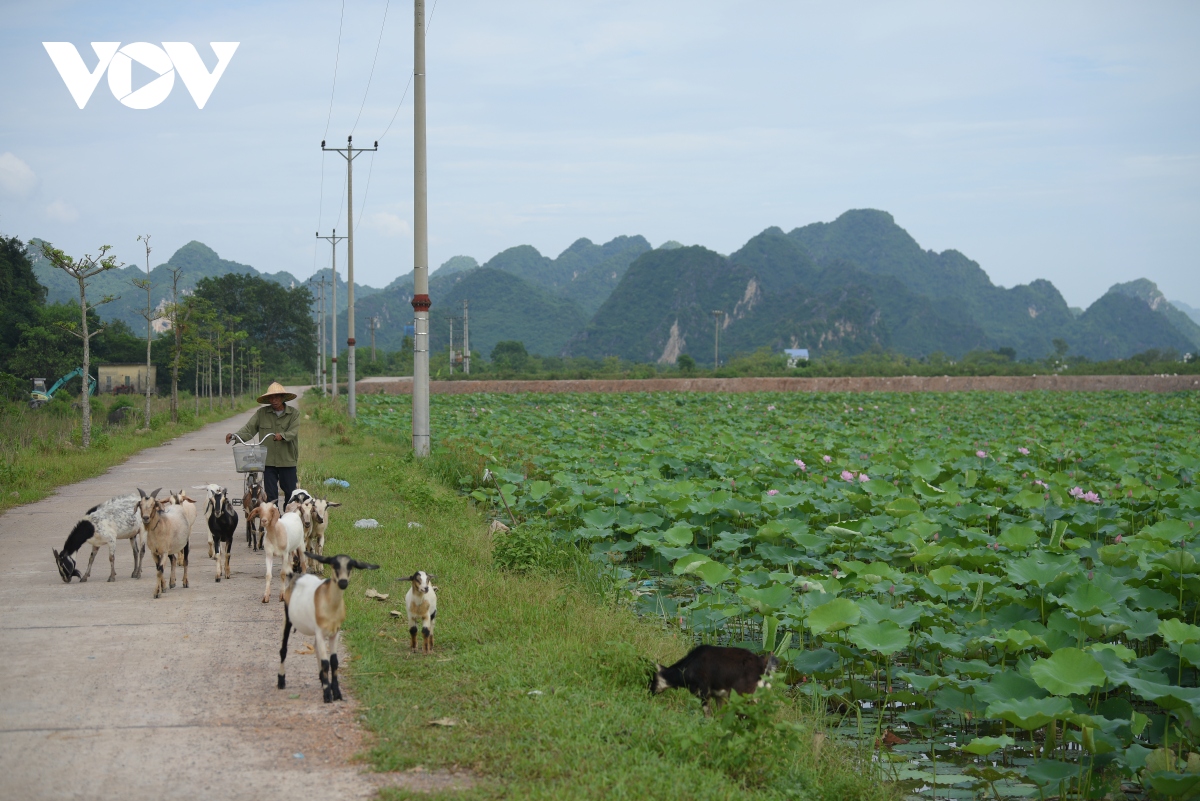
[[196, 484, 238, 582], [278, 552, 378, 702], [52, 494, 146, 583], [398, 570, 437, 653]]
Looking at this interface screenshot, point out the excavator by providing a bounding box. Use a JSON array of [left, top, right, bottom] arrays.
[[30, 368, 97, 408]]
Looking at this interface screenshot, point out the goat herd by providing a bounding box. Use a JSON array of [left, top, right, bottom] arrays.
[[50, 482, 439, 704], [48, 483, 777, 711]]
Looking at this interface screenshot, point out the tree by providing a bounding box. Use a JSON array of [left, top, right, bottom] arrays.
[[490, 340, 529, 373], [677, 353, 697, 373], [133, 234, 161, 428], [162, 264, 190, 422], [191, 274, 316, 375], [39, 242, 123, 447], [0, 236, 47, 372]]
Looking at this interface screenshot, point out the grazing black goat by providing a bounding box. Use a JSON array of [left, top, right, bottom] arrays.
[[650, 645, 779, 713], [199, 485, 239, 582]]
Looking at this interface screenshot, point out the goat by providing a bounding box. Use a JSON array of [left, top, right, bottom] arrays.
[[53, 494, 146, 583], [248, 501, 309, 604], [197, 485, 238, 582], [650, 645, 779, 713], [289, 488, 313, 505], [244, 474, 268, 551], [137, 488, 193, 599], [303, 498, 341, 574], [278, 552, 378, 702], [397, 571, 437, 653]]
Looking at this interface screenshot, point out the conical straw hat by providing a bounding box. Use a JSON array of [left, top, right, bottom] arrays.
[[256, 382, 297, 404]]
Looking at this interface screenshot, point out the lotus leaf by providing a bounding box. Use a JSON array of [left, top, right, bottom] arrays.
[[672, 553, 709, 575], [986, 696, 1072, 730], [661, 525, 694, 547], [580, 508, 617, 529], [692, 561, 733, 586], [1160, 618, 1200, 645], [737, 583, 792, 613], [884, 497, 921, 517], [806, 598, 861, 635], [960, 735, 1014, 756], [847, 621, 911, 655], [998, 524, 1038, 551], [1029, 648, 1107, 696], [1024, 759, 1081, 788]]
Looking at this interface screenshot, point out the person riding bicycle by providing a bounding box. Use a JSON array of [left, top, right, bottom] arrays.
[[225, 382, 300, 511]]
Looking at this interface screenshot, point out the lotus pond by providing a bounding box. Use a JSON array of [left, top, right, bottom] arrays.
[[359, 390, 1200, 799]]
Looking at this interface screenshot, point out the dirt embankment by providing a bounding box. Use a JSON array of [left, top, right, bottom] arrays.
[[358, 374, 1200, 396]]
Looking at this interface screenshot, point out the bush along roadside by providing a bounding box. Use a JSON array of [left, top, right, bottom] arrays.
[[301, 396, 895, 801], [0, 393, 257, 514]]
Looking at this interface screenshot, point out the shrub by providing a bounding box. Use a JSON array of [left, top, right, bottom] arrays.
[[0, 372, 26, 402]]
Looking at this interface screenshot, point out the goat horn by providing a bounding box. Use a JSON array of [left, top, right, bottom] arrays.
[[150, 488, 162, 499], [138, 488, 147, 498]]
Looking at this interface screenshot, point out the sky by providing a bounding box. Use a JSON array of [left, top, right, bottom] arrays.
[[0, 0, 1197, 309]]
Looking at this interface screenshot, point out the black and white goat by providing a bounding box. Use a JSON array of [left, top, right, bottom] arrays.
[[650, 645, 779, 713], [244, 474, 268, 551], [303, 497, 341, 573], [53, 494, 146, 583], [278, 552, 378, 702], [196, 484, 238, 582], [397, 571, 437, 653]]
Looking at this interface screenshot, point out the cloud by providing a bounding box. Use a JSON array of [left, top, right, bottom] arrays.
[[45, 199, 79, 223], [363, 212, 411, 238], [0, 152, 37, 197]]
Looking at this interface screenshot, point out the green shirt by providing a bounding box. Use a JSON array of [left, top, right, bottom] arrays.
[[234, 405, 301, 467]]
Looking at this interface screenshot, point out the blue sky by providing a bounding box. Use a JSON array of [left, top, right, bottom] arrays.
[[1, 0, 1197, 308]]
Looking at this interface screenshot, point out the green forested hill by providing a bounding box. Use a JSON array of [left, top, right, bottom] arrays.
[[29, 239, 379, 333], [566, 211, 1200, 363]]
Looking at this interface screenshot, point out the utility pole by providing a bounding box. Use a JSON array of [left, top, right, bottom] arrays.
[[316, 229, 346, 399], [369, 316, 378, 362], [448, 315, 454, 374], [316, 277, 327, 395], [711, 310, 724, 369], [134, 234, 155, 429], [411, 0, 431, 455], [322, 136, 378, 419], [462, 299, 469, 375]]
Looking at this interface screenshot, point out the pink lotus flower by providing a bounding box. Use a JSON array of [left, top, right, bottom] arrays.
[[1082, 491, 1101, 504], [858, 473, 870, 482], [1115, 535, 1123, 544], [976, 450, 987, 458], [767, 405, 776, 411], [1069, 486, 1084, 499], [794, 459, 807, 471], [767, 489, 779, 496], [1034, 480, 1048, 489], [822, 455, 832, 463], [1018, 447, 1030, 455], [910, 407, 916, 413], [841, 470, 855, 482]]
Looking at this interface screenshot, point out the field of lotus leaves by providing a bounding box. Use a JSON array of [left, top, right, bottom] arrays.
[[358, 390, 1200, 799]]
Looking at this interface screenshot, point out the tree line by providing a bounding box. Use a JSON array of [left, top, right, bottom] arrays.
[[0, 234, 316, 446]]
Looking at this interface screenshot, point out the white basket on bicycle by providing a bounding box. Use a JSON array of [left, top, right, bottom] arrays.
[[231, 434, 267, 473]]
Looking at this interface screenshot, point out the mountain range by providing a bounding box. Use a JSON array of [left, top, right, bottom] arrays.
[[25, 210, 1200, 363]]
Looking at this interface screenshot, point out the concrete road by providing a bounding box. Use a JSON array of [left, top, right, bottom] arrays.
[[0, 398, 410, 800]]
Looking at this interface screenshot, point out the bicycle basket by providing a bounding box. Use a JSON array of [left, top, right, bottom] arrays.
[[232, 439, 267, 473]]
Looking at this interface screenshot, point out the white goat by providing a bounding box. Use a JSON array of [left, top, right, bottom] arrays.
[[278, 552, 378, 702], [53, 494, 146, 583], [136, 488, 193, 599], [304, 498, 341, 573], [398, 570, 438, 653], [248, 501, 309, 603]]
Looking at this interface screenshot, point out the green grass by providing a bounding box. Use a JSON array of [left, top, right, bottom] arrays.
[[0, 392, 257, 514], [301, 397, 896, 800]]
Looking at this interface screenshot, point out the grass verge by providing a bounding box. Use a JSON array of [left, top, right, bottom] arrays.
[[0, 393, 257, 514], [301, 397, 896, 801]]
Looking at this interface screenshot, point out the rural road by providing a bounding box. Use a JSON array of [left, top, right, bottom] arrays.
[[0, 395, 407, 800]]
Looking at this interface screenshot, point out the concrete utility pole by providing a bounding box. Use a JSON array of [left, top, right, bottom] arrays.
[[411, 0, 431, 455], [322, 136, 378, 419], [711, 310, 725, 369], [448, 315, 454, 374], [317, 277, 328, 395], [462, 299, 469, 375], [316, 230, 346, 398], [369, 316, 378, 362]]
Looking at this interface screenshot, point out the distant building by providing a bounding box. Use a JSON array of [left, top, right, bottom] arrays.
[[784, 348, 809, 368], [98, 364, 157, 395]]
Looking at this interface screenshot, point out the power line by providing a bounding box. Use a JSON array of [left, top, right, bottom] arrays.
[[323, 0, 346, 141], [352, 0, 391, 136], [378, 0, 439, 142]]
